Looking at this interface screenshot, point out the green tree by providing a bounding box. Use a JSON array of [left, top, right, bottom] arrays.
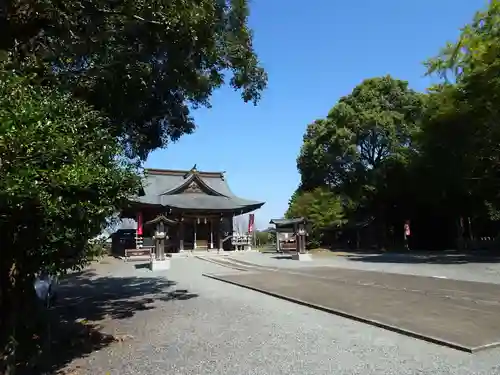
[[397, 0, 500, 250], [286, 187, 345, 247], [255, 230, 270, 246], [296, 119, 332, 191], [296, 76, 426, 247], [0, 70, 141, 373], [298, 76, 425, 194], [2, 0, 267, 158], [424, 0, 500, 219]]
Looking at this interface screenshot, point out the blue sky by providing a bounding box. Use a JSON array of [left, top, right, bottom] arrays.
[[146, 0, 487, 230]]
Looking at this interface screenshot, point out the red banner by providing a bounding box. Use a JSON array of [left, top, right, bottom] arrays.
[[248, 214, 255, 233], [136, 212, 143, 236]]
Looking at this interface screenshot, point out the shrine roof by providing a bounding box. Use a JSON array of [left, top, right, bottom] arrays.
[[131, 166, 265, 213], [270, 217, 306, 228]]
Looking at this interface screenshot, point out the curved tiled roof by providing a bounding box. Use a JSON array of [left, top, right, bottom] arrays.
[[160, 193, 262, 210], [131, 167, 264, 213]]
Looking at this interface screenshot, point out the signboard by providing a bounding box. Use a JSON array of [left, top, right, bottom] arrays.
[[232, 234, 252, 245]]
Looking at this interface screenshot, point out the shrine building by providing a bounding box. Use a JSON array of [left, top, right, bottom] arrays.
[[120, 165, 265, 252]]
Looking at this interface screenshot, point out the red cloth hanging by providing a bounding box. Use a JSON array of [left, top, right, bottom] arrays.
[[136, 212, 143, 236], [248, 213, 255, 233]]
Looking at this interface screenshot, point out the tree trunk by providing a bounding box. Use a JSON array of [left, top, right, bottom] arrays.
[[0, 263, 18, 375], [0, 261, 39, 375], [456, 216, 465, 250], [467, 217, 474, 241]]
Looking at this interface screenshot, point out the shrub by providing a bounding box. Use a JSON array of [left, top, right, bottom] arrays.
[[0, 70, 141, 373]]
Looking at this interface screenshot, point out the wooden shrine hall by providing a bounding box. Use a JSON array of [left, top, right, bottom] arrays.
[[121, 165, 265, 253]]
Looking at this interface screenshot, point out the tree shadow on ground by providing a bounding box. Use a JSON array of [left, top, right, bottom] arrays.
[[345, 252, 500, 264], [134, 262, 151, 270], [328, 248, 382, 254], [25, 268, 198, 375]]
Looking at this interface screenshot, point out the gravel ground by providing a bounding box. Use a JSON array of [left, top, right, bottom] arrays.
[[58, 256, 500, 375], [232, 251, 500, 284]]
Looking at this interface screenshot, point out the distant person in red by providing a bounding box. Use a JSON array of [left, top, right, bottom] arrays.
[[404, 220, 411, 251]]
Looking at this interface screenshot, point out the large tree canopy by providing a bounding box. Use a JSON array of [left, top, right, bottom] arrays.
[[293, 77, 434, 248], [423, 0, 500, 216], [290, 1, 500, 251], [297, 76, 426, 203], [2, 0, 267, 158]]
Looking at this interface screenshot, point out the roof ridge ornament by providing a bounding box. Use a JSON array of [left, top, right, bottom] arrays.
[[184, 164, 198, 179]]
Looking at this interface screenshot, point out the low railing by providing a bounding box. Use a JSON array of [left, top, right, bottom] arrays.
[[280, 241, 297, 252]]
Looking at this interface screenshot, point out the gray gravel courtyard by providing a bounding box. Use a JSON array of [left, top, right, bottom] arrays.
[[58, 254, 500, 375]]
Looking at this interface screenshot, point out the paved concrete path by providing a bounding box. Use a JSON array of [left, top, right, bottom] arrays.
[[231, 251, 500, 284], [204, 259, 500, 352]]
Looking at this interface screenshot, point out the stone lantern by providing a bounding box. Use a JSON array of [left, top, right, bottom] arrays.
[[145, 214, 178, 271], [296, 222, 307, 254], [292, 221, 311, 261]]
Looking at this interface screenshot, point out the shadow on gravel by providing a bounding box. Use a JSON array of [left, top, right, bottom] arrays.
[[346, 252, 500, 265], [134, 262, 151, 270], [25, 269, 198, 375], [271, 255, 293, 260]]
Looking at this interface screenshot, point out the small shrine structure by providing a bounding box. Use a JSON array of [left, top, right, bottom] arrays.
[[270, 217, 310, 260]]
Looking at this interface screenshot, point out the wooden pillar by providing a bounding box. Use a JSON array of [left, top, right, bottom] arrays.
[[296, 223, 301, 253], [194, 218, 197, 249], [294, 223, 298, 254], [276, 229, 280, 252], [179, 220, 184, 252], [210, 219, 214, 249], [230, 214, 235, 251], [204, 217, 209, 251], [219, 217, 223, 251]]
